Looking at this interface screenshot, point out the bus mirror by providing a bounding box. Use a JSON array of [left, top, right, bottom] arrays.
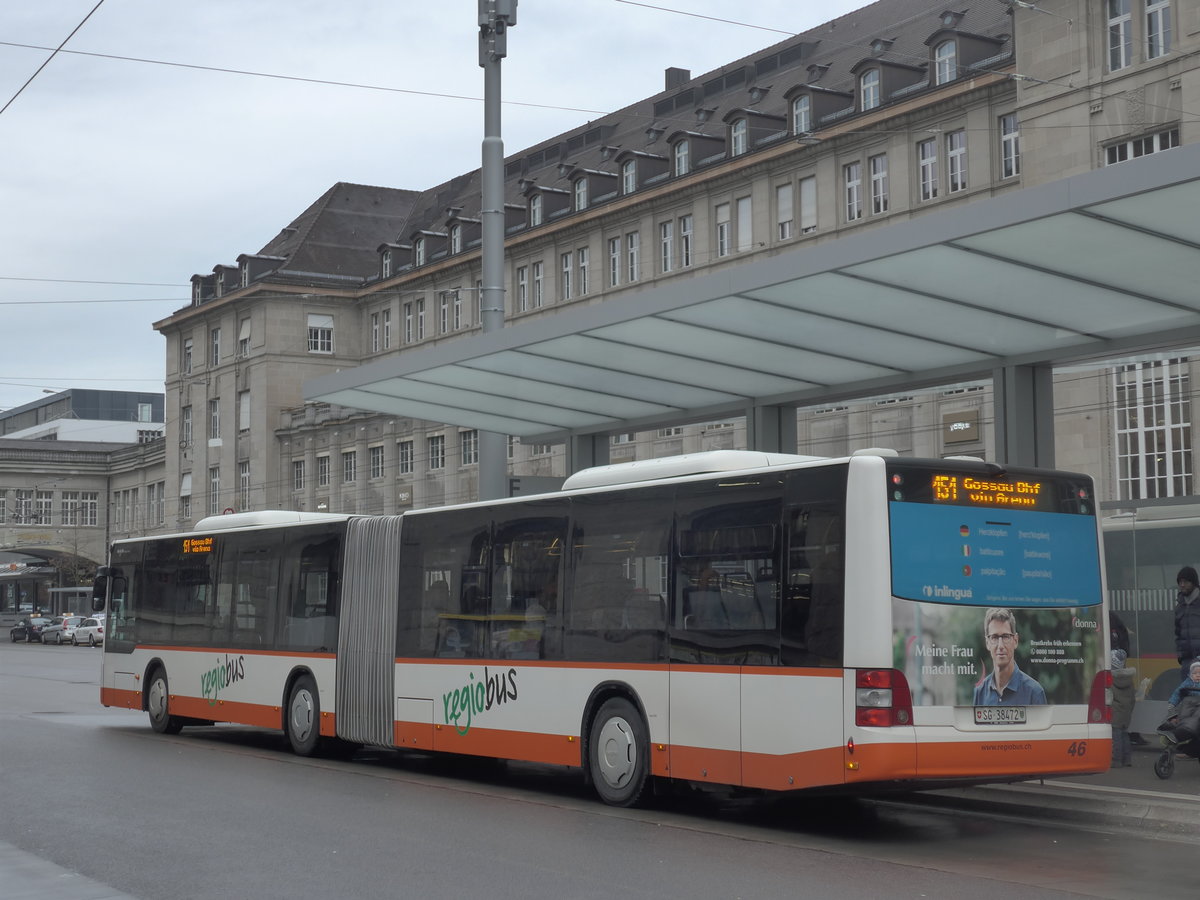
[[92, 575, 108, 612]]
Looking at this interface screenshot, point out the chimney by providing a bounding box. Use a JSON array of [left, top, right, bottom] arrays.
[[665, 67, 691, 90]]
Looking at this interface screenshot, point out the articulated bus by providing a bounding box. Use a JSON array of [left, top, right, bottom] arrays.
[[91, 450, 1110, 806]]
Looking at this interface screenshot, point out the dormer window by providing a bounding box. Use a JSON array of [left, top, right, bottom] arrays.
[[860, 69, 881, 111], [730, 117, 748, 156], [239, 262, 249, 288], [574, 177, 588, 211], [792, 95, 812, 134], [674, 140, 690, 176], [934, 40, 957, 85], [413, 237, 426, 267], [382, 249, 393, 278], [621, 159, 636, 194], [529, 194, 543, 226], [449, 224, 462, 254]]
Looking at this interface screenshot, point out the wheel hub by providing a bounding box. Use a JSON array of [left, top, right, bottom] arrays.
[[595, 716, 636, 789]]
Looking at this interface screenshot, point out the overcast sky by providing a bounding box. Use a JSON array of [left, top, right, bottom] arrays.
[[0, 0, 865, 413]]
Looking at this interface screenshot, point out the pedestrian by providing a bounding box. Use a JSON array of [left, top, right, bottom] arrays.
[[1109, 611, 1131, 655], [1174, 566, 1200, 680], [1110, 649, 1135, 767]]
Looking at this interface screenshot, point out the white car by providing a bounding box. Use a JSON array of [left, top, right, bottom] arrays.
[[41, 615, 86, 645], [72, 616, 105, 647]]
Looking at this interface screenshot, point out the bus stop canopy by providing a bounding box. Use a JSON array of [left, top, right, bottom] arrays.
[[306, 143, 1200, 443]]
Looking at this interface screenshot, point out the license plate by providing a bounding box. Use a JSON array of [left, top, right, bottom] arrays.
[[974, 706, 1026, 725]]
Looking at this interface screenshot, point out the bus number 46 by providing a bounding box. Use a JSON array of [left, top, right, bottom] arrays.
[[1067, 741, 1088, 757]]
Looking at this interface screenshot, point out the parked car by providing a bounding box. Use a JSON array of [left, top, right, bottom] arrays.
[[40, 615, 87, 645], [73, 616, 105, 646], [10, 616, 52, 643]]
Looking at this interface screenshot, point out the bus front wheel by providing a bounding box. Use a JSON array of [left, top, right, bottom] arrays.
[[286, 675, 321, 757], [147, 670, 183, 735], [588, 697, 650, 807]]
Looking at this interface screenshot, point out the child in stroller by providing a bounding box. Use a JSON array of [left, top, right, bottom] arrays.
[[1154, 659, 1200, 779]]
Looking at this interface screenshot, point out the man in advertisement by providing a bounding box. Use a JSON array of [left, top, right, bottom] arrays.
[[973, 607, 1047, 706]]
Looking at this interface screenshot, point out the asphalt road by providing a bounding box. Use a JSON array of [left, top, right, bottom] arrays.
[[0, 641, 1192, 900]]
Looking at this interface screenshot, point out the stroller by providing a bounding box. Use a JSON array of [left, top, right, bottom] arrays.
[[1153, 703, 1200, 779]]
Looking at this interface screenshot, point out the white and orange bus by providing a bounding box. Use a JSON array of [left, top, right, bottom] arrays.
[[92, 449, 1111, 805]]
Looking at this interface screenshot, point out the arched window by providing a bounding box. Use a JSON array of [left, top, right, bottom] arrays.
[[792, 95, 811, 134], [730, 118, 749, 156], [674, 140, 690, 176], [574, 178, 588, 211], [934, 41, 957, 85], [622, 159, 637, 194], [860, 69, 880, 111]]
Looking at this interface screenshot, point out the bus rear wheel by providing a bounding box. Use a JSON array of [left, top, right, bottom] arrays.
[[286, 675, 321, 757], [147, 669, 184, 735], [588, 697, 650, 807]]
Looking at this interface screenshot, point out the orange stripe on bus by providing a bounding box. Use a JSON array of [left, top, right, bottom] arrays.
[[423, 722, 583, 767], [101, 686, 142, 711], [843, 738, 1111, 783]]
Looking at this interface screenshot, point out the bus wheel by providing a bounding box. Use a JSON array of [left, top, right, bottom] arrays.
[[147, 670, 183, 735], [588, 697, 649, 807], [286, 675, 321, 757]]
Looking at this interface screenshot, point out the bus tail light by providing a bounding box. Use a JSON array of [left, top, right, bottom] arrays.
[[1089, 669, 1112, 724], [855, 669, 913, 727]]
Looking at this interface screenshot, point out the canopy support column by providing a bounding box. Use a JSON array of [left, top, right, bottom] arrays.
[[568, 433, 610, 475], [746, 404, 797, 454], [993, 364, 1055, 468]]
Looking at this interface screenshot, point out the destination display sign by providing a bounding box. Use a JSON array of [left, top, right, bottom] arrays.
[[182, 536, 214, 555]]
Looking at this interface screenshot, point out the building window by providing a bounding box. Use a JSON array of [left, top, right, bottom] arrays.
[[371, 312, 381, 352], [293, 460, 305, 491], [209, 466, 220, 516], [461, 429, 478, 465], [1146, 0, 1172, 59], [35, 491, 53, 525], [80, 492, 98, 526], [870, 154, 889, 214], [679, 214, 693, 266], [608, 237, 621, 286], [210, 327, 221, 366], [1105, 126, 1180, 165], [577, 247, 589, 295], [516, 266, 528, 311], [181, 338, 193, 374], [453, 290, 464, 330], [529, 194, 543, 226], [934, 40, 957, 85], [735, 197, 752, 253], [622, 159, 637, 194], [307, 314, 334, 353], [415, 299, 425, 340], [660, 220, 674, 272], [1108, 0, 1132, 71], [626, 232, 640, 282], [342, 450, 356, 484], [449, 224, 462, 254], [844, 162, 863, 221], [1000, 113, 1021, 178], [428, 435, 445, 470], [413, 237, 426, 266], [860, 69, 880, 111], [438, 293, 450, 334], [370, 445, 384, 479], [317, 455, 330, 487], [918, 138, 939, 201], [398, 440, 414, 474], [208, 398, 220, 440], [382, 308, 392, 348], [799, 176, 816, 233], [382, 249, 392, 278], [561, 252, 572, 301], [181, 405, 192, 445], [403, 302, 414, 343], [730, 118, 748, 156], [947, 130, 967, 193], [776, 183, 794, 240], [673, 140, 690, 176], [574, 178, 588, 211], [237, 318, 251, 357], [792, 95, 811, 134], [715, 202, 731, 257], [239, 462, 251, 511], [532, 260, 544, 307], [238, 390, 250, 432], [1115, 358, 1192, 499]]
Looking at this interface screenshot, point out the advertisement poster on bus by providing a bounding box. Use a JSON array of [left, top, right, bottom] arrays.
[[891, 601, 1104, 708]]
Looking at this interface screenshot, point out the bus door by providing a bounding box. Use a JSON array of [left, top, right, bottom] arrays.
[[335, 515, 403, 747]]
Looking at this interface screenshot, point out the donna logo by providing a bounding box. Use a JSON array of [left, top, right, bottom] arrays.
[[200, 654, 246, 706]]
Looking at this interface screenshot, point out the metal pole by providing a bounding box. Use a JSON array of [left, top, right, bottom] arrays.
[[476, 0, 516, 501]]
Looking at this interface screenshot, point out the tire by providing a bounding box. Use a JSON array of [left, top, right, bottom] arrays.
[[1154, 750, 1175, 780], [71, 635, 78, 646], [88, 634, 96, 647], [55, 634, 62, 645], [587, 697, 650, 807], [285, 675, 322, 757], [10, 632, 17, 643], [147, 669, 184, 735]]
